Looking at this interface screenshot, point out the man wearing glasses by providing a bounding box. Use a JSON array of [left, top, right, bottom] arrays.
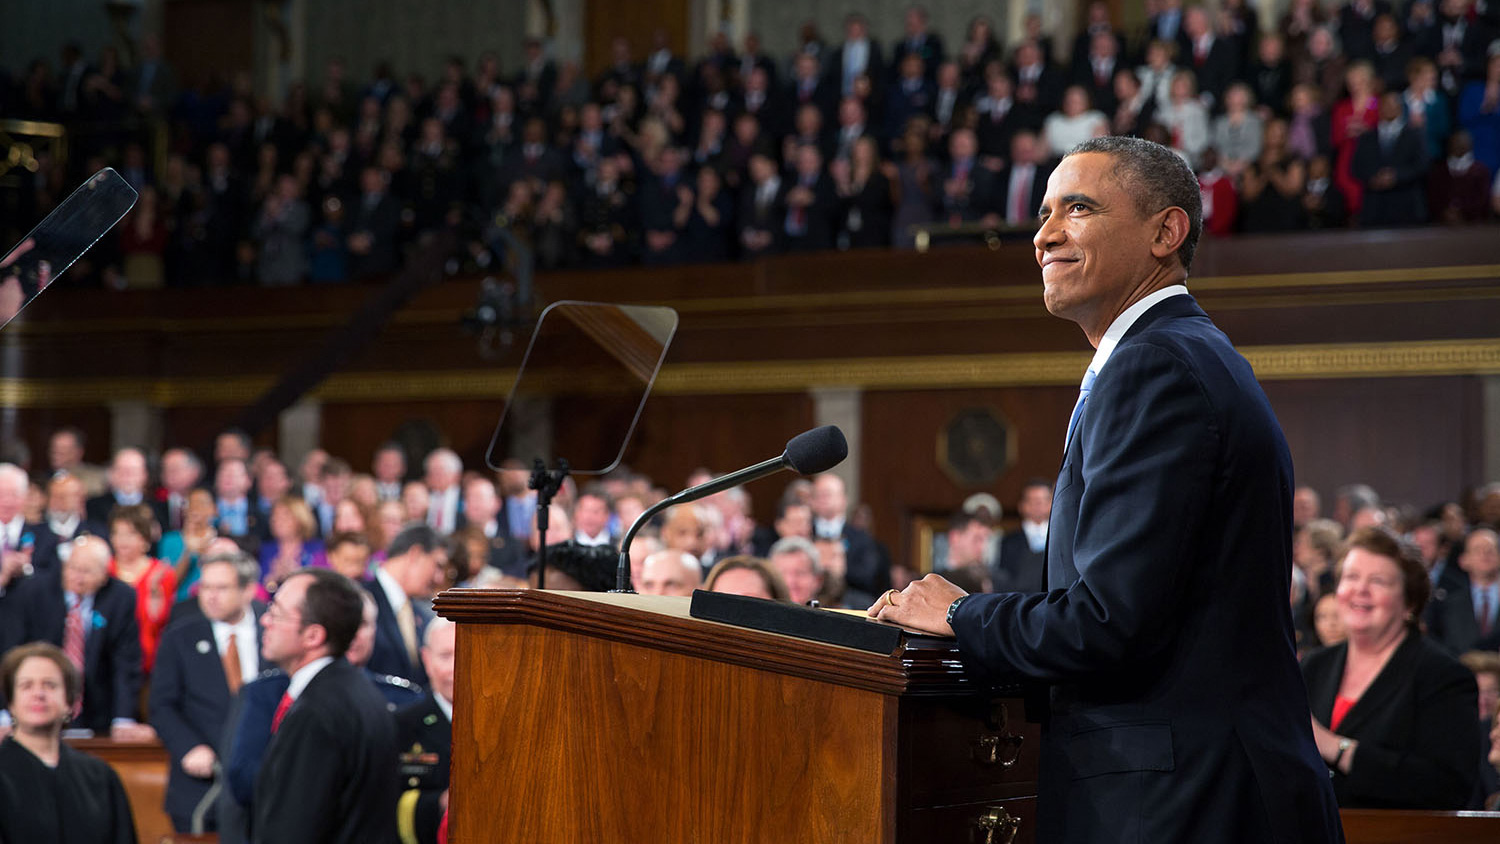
[[253, 569, 399, 844]]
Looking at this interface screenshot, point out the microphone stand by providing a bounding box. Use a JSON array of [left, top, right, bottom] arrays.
[[528, 457, 569, 589]]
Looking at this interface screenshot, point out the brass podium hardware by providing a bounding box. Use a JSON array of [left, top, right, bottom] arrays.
[[974, 806, 1020, 844], [972, 732, 1025, 768]]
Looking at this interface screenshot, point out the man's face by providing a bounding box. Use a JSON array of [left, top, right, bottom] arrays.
[[1462, 531, 1500, 581], [426, 460, 458, 492], [421, 622, 457, 702], [811, 476, 847, 521], [1019, 486, 1052, 524], [300, 449, 328, 484], [399, 548, 437, 598], [260, 573, 311, 668], [62, 540, 110, 597], [258, 461, 291, 502], [346, 600, 377, 666], [464, 480, 500, 525], [374, 449, 404, 483], [48, 476, 85, 516], [162, 450, 199, 493], [639, 552, 699, 597], [49, 432, 82, 470], [215, 433, 249, 464], [948, 522, 993, 567], [1035, 153, 1165, 333], [327, 541, 371, 581], [574, 495, 610, 537], [216, 460, 251, 499], [772, 550, 823, 605], [198, 561, 249, 623], [1293, 488, 1321, 525], [109, 450, 148, 495], [775, 504, 813, 540]]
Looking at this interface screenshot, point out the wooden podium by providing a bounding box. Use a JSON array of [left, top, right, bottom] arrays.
[[433, 589, 1039, 843]]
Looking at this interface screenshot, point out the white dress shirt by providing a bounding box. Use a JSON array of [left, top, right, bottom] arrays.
[[1084, 285, 1190, 379], [212, 612, 260, 687]]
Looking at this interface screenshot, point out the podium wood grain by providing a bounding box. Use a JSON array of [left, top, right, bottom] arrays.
[[435, 588, 1036, 844]]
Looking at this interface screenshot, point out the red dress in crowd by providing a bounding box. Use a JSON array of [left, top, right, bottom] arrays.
[[1329, 94, 1378, 219], [109, 556, 178, 674]]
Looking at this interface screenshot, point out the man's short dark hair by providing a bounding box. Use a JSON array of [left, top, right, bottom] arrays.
[[949, 510, 988, 533], [389, 524, 440, 559], [327, 530, 371, 554], [1067, 136, 1203, 272], [1021, 477, 1054, 495], [294, 569, 364, 657]]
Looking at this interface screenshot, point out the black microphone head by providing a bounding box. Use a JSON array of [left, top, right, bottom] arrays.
[[784, 425, 848, 475]]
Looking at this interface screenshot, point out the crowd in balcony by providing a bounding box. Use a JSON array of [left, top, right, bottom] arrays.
[[3, 0, 1500, 289]]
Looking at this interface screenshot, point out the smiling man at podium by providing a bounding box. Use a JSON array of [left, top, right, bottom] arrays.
[[871, 137, 1344, 843]]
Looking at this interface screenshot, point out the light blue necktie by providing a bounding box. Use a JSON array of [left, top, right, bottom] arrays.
[[1064, 368, 1097, 452]]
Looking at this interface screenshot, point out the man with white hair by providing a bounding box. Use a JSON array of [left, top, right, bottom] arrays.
[[769, 536, 824, 606], [424, 449, 463, 534], [87, 447, 167, 528], [638, 549, 702, 597], [395, 617, 456, 844], [15, 534, 151, 738], [0, 463, 44, 654]]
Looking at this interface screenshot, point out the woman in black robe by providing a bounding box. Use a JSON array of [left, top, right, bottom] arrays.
[[0, 642, 137, 843]]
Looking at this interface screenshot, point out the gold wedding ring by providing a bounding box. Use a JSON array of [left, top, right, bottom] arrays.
[[885, 589, 900, 607]]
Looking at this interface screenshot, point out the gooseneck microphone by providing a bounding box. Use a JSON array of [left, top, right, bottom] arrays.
[[612, 425, 848, 592]]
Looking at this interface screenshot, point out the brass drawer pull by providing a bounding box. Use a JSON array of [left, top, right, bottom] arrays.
[[972, 732, 1024, 768], [974, 806, 1020, 844]]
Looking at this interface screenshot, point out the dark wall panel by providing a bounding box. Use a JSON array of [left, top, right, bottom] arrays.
[[1265, 376, 1484, 514]]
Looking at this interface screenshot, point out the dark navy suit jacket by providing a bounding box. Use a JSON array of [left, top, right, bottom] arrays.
[[950, 295, 1343, 842], [361, 577, 432, 688], [18, 574, 142, 733], [149, 612, 267, 821]]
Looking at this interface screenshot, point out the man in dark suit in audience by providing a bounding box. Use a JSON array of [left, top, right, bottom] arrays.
[[0, 463, 43, 656], [86, 447, 168, 528], [871, 137, 1342, 842], [738, 151, 785, 259], [995, 479, 1052, 593], [891, 5, 945, 81], [1429, 528, 1500, 654], [395, 617, 456, 844], [18, 535, 149, 738], [42, 472, 104, 557], [151, 551, 266, 833], [254, 568, 398, 844], [810, 472, 890, 606], [825, 14, 884, 100], [996, 131, 1052, 230], [214, 458, 265, 552], [362, 525, 440, 687], [1181, 6, 1239, 107], [345, 165, 403, 280], [939, 129, 1001, 225], [1354, 91, 1430, 227], [780, 143, 838, 252]]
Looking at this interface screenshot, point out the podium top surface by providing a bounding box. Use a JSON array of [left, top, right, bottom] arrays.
[[434, 588, 983, 697]]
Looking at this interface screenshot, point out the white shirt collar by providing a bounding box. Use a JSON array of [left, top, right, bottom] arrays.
[[286, 656, 335, 701], [814, 516, 845, 538], [375, 566, 409, 615], [434, 691, 453, 722], [1085, 285, 1190, 381]]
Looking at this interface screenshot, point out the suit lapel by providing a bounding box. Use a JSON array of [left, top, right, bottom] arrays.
[[1305, 644, 1348, 722], [1448, 593, 1479, 648], [1331, 634, 1420, 736]]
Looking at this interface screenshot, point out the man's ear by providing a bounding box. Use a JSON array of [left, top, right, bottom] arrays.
[[1150, 206, 1191, 261]]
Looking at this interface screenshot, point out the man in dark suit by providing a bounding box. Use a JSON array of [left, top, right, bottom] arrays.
[[395, 617, 455, 844], [361, 525, 439, 687], [780, 143, 838, 252], [1428, 528, 1500, 654], [345, 165, 403, 280], [86, 447, 168, 528], [254, 568, 398, 844], [995, 478, 1051, 593], [17, 535, 148, 738], [214, 458, 265, 551], [43, 471, 105, 554], [825, 14, 884, 100], [996, 131, 1052, 230], [738, 152, 785, 259], [891, 5, 945, 81], [871, 137, 1342, 842], [810, 473, 890, 607], [1353, 91, 1431, 227], [151, 551, 265, 832], [0, 463, 43, 656], [1181, 6, 1239, 107]]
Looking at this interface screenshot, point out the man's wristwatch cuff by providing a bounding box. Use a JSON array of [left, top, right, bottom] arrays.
[[946, 595, 970, 627]]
